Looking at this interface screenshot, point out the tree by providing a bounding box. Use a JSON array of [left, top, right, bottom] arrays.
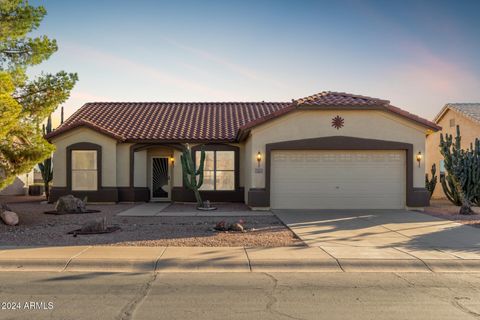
[[0, 0, 77, 190]]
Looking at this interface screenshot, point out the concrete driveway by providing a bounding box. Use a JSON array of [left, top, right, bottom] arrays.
[[275, 209, 480, 271]]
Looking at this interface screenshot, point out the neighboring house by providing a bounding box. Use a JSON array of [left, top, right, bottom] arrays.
[[426, 103, 480, 199], [0, 168, 40, 196], [45, 91, 440, 209]]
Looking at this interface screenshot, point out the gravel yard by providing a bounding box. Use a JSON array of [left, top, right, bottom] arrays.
[[421, 199, 480, 228], [0, 202, 301, 247]]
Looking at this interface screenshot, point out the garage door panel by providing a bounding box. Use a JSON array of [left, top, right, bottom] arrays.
[[270, 150, 406, 209]]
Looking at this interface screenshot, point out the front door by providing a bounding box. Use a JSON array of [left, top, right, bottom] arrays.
[[151, 157, 170, 201]]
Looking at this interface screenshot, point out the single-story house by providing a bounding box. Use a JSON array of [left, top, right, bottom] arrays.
[[426, 103, 480, 199], [45, 91, 440, 209]]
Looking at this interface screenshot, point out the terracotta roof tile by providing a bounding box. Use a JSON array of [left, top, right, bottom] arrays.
[[46, 102, 291, 142], [295, 91, 389, 106], [46, 92, 440, 142]]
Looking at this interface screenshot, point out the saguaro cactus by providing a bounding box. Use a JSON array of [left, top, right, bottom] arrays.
[[39, 114, 53, 200], [425, 163, 437, 198], [181, 144, 205, 207], [439, 125, 480, 214]]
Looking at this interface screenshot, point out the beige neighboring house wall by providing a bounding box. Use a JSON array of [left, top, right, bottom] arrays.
[[0, 170, 35, 196], [426, 108, 480, 199], [51, 127, 118, 188], [245, 109, 428, 193]]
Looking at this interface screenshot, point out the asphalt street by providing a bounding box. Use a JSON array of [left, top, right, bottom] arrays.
[[1, 272, 480, 320]]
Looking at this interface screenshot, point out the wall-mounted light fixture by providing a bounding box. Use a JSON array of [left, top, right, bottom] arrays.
[[256, 151, 262, 167], [170, 156, 175, 165], [416, 151, 422, 167]]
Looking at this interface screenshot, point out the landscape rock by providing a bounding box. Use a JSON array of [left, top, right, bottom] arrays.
[[228, 223, 244, 232], [55, 195, 87, 213], [214, 220, 227, 231], [80, 217, 107, 233], [1, 211, 19, 226]]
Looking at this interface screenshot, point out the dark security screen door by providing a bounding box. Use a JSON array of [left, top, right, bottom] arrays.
[[152, 157, 169, 200]]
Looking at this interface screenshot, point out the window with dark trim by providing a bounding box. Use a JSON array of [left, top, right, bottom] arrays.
[[196, 150, 235, 190], [71, 150, 98, 191], [67, 142, 102, 192]]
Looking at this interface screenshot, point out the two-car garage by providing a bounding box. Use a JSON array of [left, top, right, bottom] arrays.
[[270, 149, 406, 210]]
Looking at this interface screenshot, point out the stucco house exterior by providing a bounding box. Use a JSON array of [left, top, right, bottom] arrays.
[[45, 91, 440, 209], [426, 103, 480, 199]]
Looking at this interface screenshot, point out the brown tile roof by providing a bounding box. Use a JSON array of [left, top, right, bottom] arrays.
[[296, 91, 390, 106], [46, 91, 440, 142], [238, 91, 441, 134], [47, 102, 291, 142]]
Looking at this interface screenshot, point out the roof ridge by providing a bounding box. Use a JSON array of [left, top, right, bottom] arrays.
[[83, 101, 291, 105]]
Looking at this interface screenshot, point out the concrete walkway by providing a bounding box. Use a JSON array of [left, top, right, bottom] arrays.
[[117, 203, 272, 217], [275, 209, 480, 272], [0, 244, 480, 273], [117, 203, 170, 216]]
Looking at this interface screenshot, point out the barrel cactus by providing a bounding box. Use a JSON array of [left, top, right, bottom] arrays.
[[180, 144, 205, 207], [425, 163, 437, 198]]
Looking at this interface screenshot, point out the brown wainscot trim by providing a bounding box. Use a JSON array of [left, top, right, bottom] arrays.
[[117, 187, 150, 202], [172, 187, 245, 203], [247, 188, 269, 207], [49, 187, 118, 203], [254, 136, 430, 208]]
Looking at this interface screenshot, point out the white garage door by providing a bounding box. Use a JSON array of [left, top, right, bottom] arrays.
[[270, 150, 406, 209]]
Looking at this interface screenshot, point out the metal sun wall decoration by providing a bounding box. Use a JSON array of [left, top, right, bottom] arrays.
[[331, 115, 344, 129]]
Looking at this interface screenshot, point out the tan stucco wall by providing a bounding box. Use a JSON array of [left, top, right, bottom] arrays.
[[246, 109, 429, 194], [244, 137, 253, 203], [426, 109, 480, 199], [116, 143, 132, 187], [51, 128, 117, 188], [133, 150, 147, 188]]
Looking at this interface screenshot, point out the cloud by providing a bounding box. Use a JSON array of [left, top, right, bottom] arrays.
[[392, 41, 480, 96], [160, 36, 289, 89]]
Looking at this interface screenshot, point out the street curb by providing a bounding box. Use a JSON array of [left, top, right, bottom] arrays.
[[1, 257, 480, 273], [0, 259, 68, 272], [155, 260, 251, 272], [337, 259, 432, 272], [424, 259, 480, 272], [66, 259, 158, 273], [249, 259, 343, 272]]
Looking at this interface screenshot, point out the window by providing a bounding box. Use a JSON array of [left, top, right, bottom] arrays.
[[196, 150, 235, 190], [71, 150, 98, 191], [450, 119, 455, 127], [439, 159, 445, 174]]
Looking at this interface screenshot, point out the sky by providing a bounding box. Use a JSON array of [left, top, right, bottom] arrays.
[[30, 0, 480, 126]]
